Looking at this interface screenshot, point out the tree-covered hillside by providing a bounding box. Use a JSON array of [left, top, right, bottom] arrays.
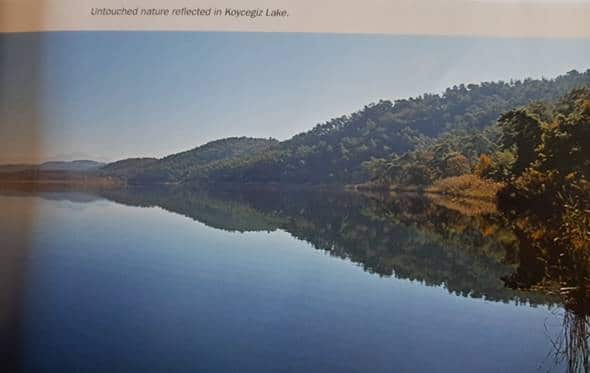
[[202, 70, 590, 184], [100, 137, 278, 184], [99, 69, 589, 185], [99, 158, 159, 179]]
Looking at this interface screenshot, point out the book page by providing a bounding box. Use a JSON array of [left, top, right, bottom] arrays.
[[1, 1, 589, 372]]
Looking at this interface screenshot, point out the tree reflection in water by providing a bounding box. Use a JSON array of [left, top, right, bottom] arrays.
[[546, 289, 590, 373], [2, 184, 588, 371], [499, 183, 590, 372]]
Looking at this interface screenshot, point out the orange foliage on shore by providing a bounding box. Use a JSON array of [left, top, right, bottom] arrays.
[[426, 174, 504, 200]]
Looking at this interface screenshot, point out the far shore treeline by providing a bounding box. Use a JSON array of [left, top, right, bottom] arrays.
[[3, 70, 589, 222], [106, 70, 587, 196], [1, 70, 588, 203], [2, 70, 589, 205]]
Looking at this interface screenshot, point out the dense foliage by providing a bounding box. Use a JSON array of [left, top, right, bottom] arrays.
[[203, 70, 590, 184], [495, 88, 590, 294], [366, 82, 590, 194]]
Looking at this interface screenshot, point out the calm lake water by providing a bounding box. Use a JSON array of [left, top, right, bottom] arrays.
[[0, 187, 568, 372]]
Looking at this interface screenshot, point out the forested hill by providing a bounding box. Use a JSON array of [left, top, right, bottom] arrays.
[[201, 69, 590, 184], [102, 69, 590, 185], [99, 137, 278, 184]]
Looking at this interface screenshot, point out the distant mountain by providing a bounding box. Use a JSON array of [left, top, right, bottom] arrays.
[[99, 137, 278, 184], [39, 160, 104, 172], [0, 160, 104, 173], [99, 158, 159, 177]]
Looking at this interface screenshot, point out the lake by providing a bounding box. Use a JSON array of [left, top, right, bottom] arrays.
[[0, 187, 569, 372]]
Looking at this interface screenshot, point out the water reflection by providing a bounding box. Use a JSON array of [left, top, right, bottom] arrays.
[[547, 307, 590, 372], [85, 185, 590, 371], [498, 184, 590, 372], [2, 185, 587, 371], [9, 185, 552, 305]]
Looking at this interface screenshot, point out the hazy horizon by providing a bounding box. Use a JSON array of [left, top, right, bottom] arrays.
[[1, 32, 589, 164]]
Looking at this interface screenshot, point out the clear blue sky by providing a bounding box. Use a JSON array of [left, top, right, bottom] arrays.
[[1, 32, 589, 163]]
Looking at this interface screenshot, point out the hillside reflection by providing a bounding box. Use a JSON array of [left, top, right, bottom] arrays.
[[74, 185, 550, 306], [105, 185, 590, 372], [6, 185, 589, 370]]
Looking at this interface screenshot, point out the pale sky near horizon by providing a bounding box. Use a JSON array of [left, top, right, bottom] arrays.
[[0, 32, 589, 163]]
